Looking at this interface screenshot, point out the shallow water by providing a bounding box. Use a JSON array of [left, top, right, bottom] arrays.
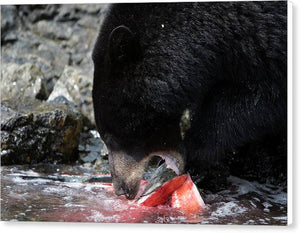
[[1, 165, 287, 225]]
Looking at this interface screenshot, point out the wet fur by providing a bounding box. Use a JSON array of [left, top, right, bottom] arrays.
[[92, 2, 287, 196]]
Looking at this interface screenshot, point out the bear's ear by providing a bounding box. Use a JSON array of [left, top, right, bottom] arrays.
[[108, 25, 141, 64]]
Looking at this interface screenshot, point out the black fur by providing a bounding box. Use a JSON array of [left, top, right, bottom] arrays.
[[92, 1, 287, 191]]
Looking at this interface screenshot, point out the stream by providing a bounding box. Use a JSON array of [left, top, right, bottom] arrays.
[[1, 164, 287, 224]]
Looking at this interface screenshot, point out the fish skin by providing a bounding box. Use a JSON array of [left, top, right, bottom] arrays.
[[140, 175, 187, 207], [141, 163, 177, 197]]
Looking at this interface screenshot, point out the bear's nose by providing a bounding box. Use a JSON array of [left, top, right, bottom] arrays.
[[113, 181, 137, 199], [114, 187, 125, 196], [125, 192, 136, 200]]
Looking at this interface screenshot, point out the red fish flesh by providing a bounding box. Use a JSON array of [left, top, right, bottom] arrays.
[[139, 174, 205, 215]]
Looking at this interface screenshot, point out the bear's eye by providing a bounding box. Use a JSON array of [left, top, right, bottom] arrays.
[[108, 25, 141, 64]]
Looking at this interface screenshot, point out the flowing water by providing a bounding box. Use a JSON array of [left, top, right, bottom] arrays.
[[1, 165, 287, 225]]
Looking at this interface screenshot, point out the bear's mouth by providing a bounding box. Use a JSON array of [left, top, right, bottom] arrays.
[[109, 150, 185, 200], [139, 157, 179, 198], [147, 152, 183, 176]]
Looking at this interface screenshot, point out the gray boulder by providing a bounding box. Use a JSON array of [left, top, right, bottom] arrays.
[[1, 63, 49, 100], [32, 20, 73, 40], [48, 66, 95, 126]]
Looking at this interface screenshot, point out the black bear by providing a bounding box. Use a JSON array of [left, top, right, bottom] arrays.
[[92, 2, 287, 199]]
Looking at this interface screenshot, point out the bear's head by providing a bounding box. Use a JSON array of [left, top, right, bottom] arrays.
[[92, 4, 212, 199]]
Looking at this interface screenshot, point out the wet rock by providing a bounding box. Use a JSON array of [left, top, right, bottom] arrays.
[[0, 97, 82, 165], [48, 66, 95, 126], [1, 63, 49, 100]]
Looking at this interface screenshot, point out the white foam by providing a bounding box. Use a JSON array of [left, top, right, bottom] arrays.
[[88, 210, 120, 222], [211, 202, 248, 217]]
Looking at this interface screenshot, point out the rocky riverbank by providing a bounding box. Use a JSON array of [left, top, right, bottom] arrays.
[[1, 4, 108, 166]]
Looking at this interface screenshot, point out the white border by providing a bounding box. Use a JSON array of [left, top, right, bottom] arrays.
[[0, 0, 290, 4], [287, 0, 293, 226]]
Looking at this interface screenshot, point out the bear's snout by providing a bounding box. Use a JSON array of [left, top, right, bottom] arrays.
[[108, 151, 148, 199]]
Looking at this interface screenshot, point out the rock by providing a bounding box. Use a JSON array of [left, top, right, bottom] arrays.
[[1, 6, 17, 31], [78, 130, 108, 159], [17, 5, 60, 24], [75, 4, 103, 14], [48, 66, 95, 126], [80, 151, 98, 163], [77, 16, 100, 29], [0, 97, 82, 165], [54, 4, 104, 23], [2, 31, 70, 96], [2, 31, 18, 43], [0, 4, 110, 165], [48, 95, 77, 109], [70, 50, 94, 78], [1, 63, 49, 100], [2, 4, 103, 102], [2, 53, 59, 97], [54, 5, 82, 22], [78, 130, 109, 172], [32, 20, 73, 40], [65, 31, 97, 76], [1, 5, 19, 43], [35, 42, 70, 79]]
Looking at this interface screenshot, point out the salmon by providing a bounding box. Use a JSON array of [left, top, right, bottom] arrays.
[[139, 174, 205, 215]]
